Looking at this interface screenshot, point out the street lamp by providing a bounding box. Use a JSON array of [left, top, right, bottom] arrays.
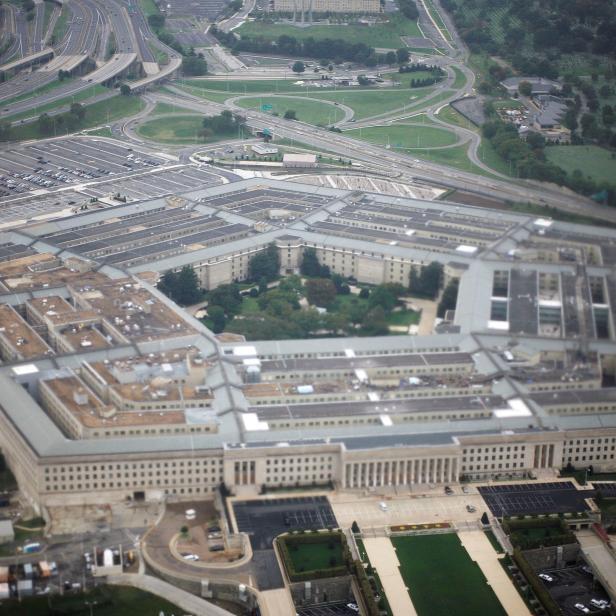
[[84, 600, 98, 616]]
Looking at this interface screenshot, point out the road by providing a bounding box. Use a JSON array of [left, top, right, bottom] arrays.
[[150, 85, 613, 223]]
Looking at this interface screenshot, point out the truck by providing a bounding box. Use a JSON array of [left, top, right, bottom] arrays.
[[23, 542, 41, 554]]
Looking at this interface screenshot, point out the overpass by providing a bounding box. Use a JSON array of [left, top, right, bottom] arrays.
[[0, 47, 54, 75]]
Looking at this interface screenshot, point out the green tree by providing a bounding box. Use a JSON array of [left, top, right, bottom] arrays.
[[182, 56, 208, 76], [306, 278, 336, 307], [248, 243, 280, 282], [437, 279, 459, 318], [207, 305, 226, 333], [410, 261, 443, 299], [148, 13, 165, 29], [0, 121, 10, 141], [38, 113, 54, 135], [70, 102, 86, 121], [174, 265, 202, 305], [283, 109, 297, 120], [300, 247, 322, 277], [368, 285, 397, 312], [120, 83, 131, 96], [518, 81, 532, 97], [396, 48, 410, 64], [360, 306, 388, 336], [207, 283, 242, 316], [292, 61, 305, 74], [385, 51, 397, 65]]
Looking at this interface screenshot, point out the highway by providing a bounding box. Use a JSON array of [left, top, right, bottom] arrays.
[[148, 86, 615, 223]]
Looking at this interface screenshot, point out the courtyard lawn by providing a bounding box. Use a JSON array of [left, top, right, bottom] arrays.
[[0, 585, 183, 616], [545, 145, 616, 186], [386, 309, 420, 326], [392, 534, 507, 616], [345, 124, 457, 149], [287, 539, 344, 572], [235, 96, 344, 125], [237, 14, 421, 49]]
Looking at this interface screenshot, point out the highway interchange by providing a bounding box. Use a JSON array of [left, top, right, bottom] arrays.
[[0, 0, 613, 226]]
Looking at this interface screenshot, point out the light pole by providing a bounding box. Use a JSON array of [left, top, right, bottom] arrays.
[[84, 600, 97, 616]]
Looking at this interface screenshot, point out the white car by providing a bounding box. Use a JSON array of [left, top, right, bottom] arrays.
[[378, 501, 388, 511], [346, 604, 359, 613], [574, 603, 590, 614], [182, 553, 199, 561], [538, 573, 553, 583]]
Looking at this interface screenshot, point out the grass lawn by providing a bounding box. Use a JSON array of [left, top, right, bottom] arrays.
[[392, 534, 507, 616], [484, 530, 504, 554], [287, 539, 344, 572], [138, 0, 160, 18], [137, 115, 210, 144], [10, 95, 144, 141], [477, 138, 515, 176], [51, 4, 69, 43], [151, 102, 197, 114], [344, 124, 458, 149], [235, 95, 344, 125], [436, 104, 473, 129], [308, 87, 438, 119], [6, 84, 108, 122], [181, 80, 444, 120], [0, 585, 183, 616], [238, 14, 421, 49], [386, 309, 420, 326], [545, 145, 616, 185], [451, 67, 467, 90], [424, 0, 453, 41]]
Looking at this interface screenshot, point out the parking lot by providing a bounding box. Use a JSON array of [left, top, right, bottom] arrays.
[[478, 482, 592, 517], [0, 139, 166, 199], [538, 565, 611, 616], [0, 137, 228, 227], [231, 496, 338, 591], [232, 496, 338, 550]]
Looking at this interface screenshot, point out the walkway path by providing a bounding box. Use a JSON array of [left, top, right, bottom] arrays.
[[107, 572, 235, 616], [458, 531, 531, 616], [364, 537, 418, 616], [258, 588, 296, 616]]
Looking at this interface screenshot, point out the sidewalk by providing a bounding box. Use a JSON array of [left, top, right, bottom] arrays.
[[107, 573, 235, 616], [458, 531, 531, 616], [364, 537, 418, 616]]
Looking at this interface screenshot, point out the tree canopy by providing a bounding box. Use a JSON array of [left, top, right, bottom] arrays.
[[248, 243, 280, 282], [157, 265, 202, 305]]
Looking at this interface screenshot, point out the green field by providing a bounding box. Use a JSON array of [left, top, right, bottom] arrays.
[[392, 534, 507, 616], [236, 96, 344, 125], [386, 309, 421, 326], [237, 14, 421, 49], [545, 145, 616, 185], [51, 4, 69, 44], [181, 78, 445, 120], [0, 585, 182, 616], [138, 0, 160, 18], [6, 85, 108, 122], [137, 115, 211, 144], [451, 66, 467, 89], [436, 104, 473, 129], [10, 95, 144, 142], [345, 124, 458, 149], [137, 114, 245, 144]]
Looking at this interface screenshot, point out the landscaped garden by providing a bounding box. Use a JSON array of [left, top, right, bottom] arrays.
[[198, 246, 430, 340], [278, 530, 348, 581]]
